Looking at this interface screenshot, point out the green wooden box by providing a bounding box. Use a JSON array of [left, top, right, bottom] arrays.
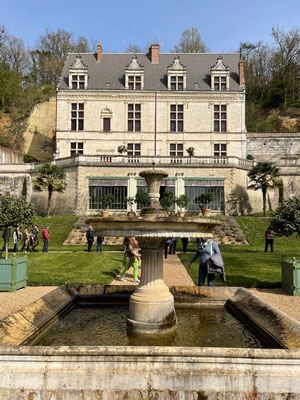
[[281, 257, 300, 296], [0, 254, 27, 292]]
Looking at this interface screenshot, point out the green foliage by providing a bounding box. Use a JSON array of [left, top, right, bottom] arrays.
[[195, 192, 214, 208], [22, 177, 27, 200], [175, 194, 190, 211], [0, 70, 22, 111], [160, 190, 175, 211], [33, 163, 67, 216], [186, 147, 195, 157], [23, 154, 38, 163], [246, 154, 254, 160], [99, 193, 115, 209], [270, 196, 300, 238], [135, 191, 149, 210], [247, 162, 280, 216], [228, 184, 252, 216], [117, 145, 127, 154], [0, 193, 35, 228]]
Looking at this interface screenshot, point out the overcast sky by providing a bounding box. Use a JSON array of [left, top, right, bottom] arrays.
[[2, 0, 300, 53]]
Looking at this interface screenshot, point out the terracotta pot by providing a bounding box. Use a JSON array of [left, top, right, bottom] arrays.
[[201, 208, 211, 217], [102, 209, 109, 217], [178, 211, 185, 217]]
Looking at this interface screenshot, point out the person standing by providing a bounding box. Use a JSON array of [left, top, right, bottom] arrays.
[[20, 226, 30, 252], [164, 238, 172, 259], [181, 237, 188, 253], [188, 237, 221, 286], [86, 225, 94, 252], [1, 226, 11, 253], [30, 225, 39, 252], [265, 227, 275, 253], [96, 234, 104, 253], [13, 226, 22, 253], [42, 226, 50, 253], [120, 237, 140, 282]]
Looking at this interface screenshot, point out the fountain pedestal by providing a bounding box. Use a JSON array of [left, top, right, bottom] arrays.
[[127, 237, 176, 333]]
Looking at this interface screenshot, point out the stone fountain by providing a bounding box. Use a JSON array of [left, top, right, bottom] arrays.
[[86, 169, 220, 333]]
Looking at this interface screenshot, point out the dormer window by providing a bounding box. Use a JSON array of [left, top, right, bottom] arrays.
[[210, 56, 230, 91], [167, 56, 187, 91], [68, 54, 88, 89], [128, 75, 141, 90], [125, 56, 144, 90]]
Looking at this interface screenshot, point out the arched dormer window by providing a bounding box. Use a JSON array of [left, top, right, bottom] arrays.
[[167, 56, 187, 91], [125, 55, 144, 90], [210, 56, 230, 91], [68, 54, 88, 89]]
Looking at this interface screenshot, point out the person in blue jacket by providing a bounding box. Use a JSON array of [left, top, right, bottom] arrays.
[[188, 237, 221, 286], [86, 225, 95, 252]]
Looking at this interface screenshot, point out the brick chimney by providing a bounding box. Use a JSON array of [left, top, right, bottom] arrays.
[[150, 43, 159, 63], [239, 54, 244, 86], [97, 42, 102, 62]]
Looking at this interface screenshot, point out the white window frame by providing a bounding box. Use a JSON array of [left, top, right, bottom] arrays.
[[70, 142, 84, 156]]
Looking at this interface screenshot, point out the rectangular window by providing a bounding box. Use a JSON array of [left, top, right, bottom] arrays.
[[185, 186, 225, 212], [70, 142, 84, 156], [170, 75, 184, 91], [89, 186, 127, 210], [71, 103, 84, 131], [214, 143, 227, 157], [170, 143, 183, 157], [72, 75, 85, 89], [128, 75, 141, 90], [127, 143, 141, 156], [170, 104, 183, 132], [214, 76, 226, 91], [214, 104, 226, 132], [128, 104, 141, 132], [103, 118, 111, 132]]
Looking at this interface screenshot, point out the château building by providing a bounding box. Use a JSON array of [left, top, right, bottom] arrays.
[[53, 43, 252, 215]]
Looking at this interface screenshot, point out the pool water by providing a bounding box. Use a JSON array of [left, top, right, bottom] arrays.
[[34, 303, 263, 348]]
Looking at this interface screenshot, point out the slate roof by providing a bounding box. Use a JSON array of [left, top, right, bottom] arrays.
[[58, 52, 242, 91]]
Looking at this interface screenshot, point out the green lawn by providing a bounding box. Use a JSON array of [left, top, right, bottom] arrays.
[[178, 216, 300, 288]]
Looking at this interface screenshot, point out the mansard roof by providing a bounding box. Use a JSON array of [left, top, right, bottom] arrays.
[[59, 52, 242, 91]]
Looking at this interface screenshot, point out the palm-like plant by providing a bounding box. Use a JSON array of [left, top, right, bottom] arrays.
[[247, 162, 280, 217], [33, 163, 67, 217]]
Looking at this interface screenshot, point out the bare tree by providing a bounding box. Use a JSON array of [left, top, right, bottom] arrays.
[[125, 44, 143, 53], [3, 36, 29, 74], [172, 28, 208, 53]]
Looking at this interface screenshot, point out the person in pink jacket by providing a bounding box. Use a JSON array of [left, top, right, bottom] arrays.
[[42, 226, 50, 253]]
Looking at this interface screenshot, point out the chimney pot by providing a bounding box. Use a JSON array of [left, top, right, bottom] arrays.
[[239, 57, 244, 86], [150, 43, 159, 63], [97, 41, 102, 62]]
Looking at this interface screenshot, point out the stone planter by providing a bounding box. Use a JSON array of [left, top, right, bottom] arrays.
[[0, 254, 27, 292], [281, 257, 300, 296], [201, 208, 211, 217]]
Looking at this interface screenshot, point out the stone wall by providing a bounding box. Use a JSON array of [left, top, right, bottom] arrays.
[[0, 146, 23, 164]]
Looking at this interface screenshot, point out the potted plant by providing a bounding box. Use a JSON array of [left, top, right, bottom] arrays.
[[160, 190, 175, 214], [125, 196, 135, 216], [100, 194, 114, 217], [135, 191, 149, 214], [186, 147, 195, 157], [195, 192, 214, 217], [175, 194, 190, 217], [0, 193, 35, 292], [118, 145, 127, 155]]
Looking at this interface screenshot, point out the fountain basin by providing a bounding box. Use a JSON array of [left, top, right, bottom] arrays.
[[0, 285, 300, 398]]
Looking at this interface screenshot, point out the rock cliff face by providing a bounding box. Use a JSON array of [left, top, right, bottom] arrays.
[[23, 96, 56, 161]]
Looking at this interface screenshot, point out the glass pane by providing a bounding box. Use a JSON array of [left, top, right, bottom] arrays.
[[71, 112, 77, 118], [170, 151, 176, 156], [171, 76, 176, 81], [221, 105, 226, 111], [214, 151, 219, 157], [170, 113, 176, 119], [221, 144, 226, 151], [79, 112, 84, 118], [178, 105, 183, 111], [214, 121, 219, 132], [79, 104, 84, 110], [135, 83, 141, 90], [214, 113, 219, 119], [214, 105, 219, 111], [170, 144, 176, 150], [128, 83, 134, 89], [128, 120, 133, 131], [135, 151, 141, 156], [128, 112, 134, 119], [177, 151, 183, 157], [178, 83, 183, 90], [170, 105, 176, 111], [128, 76, 134, 81], [71, 142, 76, 149], [79, 82, 84, 89], [78, 149, 83, 154], [214, 144, 219, 151], [178, 113, 183, 119], [221, 83, 226, 90], [78, 143, 83, 149], [178, 121, 183, 132], [171, 83, 176, 91], [78, 120, 84, 130], [221, 113, 226, 119], [170, 121, 176, 132], [177, 144, 183, 150], [135, 112, 141, 119], [221, 152, 226, 156], [72, 76, 78, 80], [80, 76, 85, 81], [127, 151, 133, 156], [128, 104, 134, 111], [135, 104, 141, 111], [72, 83, 77, 89], [221, 77, 226, 82], [135, 143, 141, 150], [221, 121, 226, 132], [136, 76, 141, 81], [71, 120, 77, 130], [72, 104, 77, 110], [178, 76, 183, 82], [214, 83, 219, 90], [127, 143, 133, 150], [135, 120, 141, 131]]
